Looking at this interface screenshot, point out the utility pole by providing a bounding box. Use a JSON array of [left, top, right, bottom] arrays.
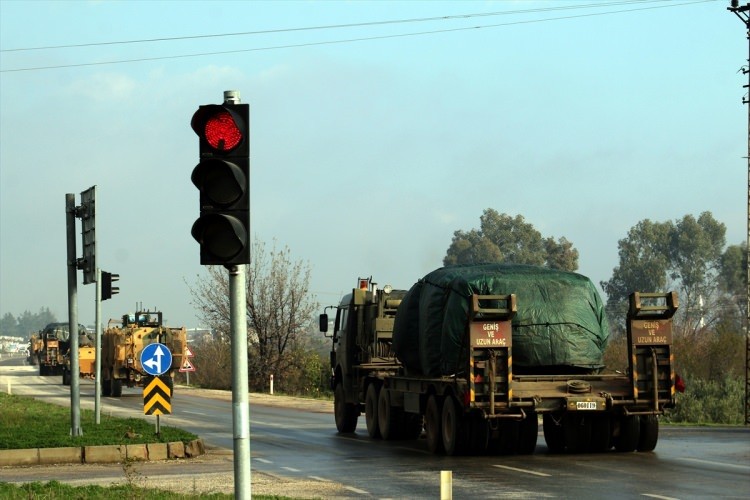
[[727, 0, 750, 426]]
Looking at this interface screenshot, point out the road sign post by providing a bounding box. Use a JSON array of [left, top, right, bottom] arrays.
[[140, 343, 173, 437]]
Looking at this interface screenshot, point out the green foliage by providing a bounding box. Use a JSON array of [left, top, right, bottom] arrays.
[[600, 212, 732, 335], [0, 480, 297, 499], [665, 376, 744, 425], [0, 393, 197, 450], [0, 307, 57, 338], [443, 209, 578, 271]]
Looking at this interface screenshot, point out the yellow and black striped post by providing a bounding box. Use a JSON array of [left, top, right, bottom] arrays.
[[143, 376, 172, 415]]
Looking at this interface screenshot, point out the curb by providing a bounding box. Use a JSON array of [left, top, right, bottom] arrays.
[[0, 438, 205, 467]]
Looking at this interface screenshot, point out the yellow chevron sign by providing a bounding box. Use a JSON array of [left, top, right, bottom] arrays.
[[143, 376, 172, 415]]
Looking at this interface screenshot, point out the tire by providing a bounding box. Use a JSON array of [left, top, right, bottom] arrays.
[[637, 415, 659, 452], [401, 413, 423, 440], [334, 382, 358, 433], [441, 396, 464, 456], [166, 376, 174, 397], [518, 412, 539, 455], [543, 413, 565, 453], [614, 415, 640, 452], [62, 369, 71, 386], [378, 388, 401, 440], [563, 414, 592, 453], [102, 375, 112, 396], [111, 378, 123, 398], [590, 416, 612, 452], [466, 414, 489, 455], [425, 395, 443, 454], [365, 384, 381, 439], [490, 420, 520, 455]]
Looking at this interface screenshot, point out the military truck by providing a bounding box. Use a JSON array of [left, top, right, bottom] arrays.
[[61, 330, 96, 386], [32, 323, 87, 376], [320, 265, 678, 455], [101, 310, 187, 397]]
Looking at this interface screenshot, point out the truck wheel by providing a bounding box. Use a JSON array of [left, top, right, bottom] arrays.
[[466, 414, 489, 454], [543, 413, 565, 453], [102, 376, 112, 396], [365, 384, 381, 439], [518, 412, 539, 455], [563, 414, 591, 453], [425, 395, 443, 454], [614, 415, 640, 452], [378, 388, 401, 440], [401, 413, 423, 440], [441, 396, 464, 456], [111, 378, 123, 397], [637, 415, 659, 452], [334, 383, 358, 433], [590, 416, 612, 452], [490, 420, 519, 455], [62, 369, 71, 386]]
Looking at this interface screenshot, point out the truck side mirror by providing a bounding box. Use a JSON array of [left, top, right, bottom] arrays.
[[319, 313, 329, 334]]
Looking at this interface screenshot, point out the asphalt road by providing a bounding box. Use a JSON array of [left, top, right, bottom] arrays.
[[2, 357, 749, 499]]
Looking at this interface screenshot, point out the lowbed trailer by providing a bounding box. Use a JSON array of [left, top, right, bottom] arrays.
[[321, 275, 677, 455]]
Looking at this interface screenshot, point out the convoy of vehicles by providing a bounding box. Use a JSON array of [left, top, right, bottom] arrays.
[[29, 322, 86, 376], [321, 265, 678, 455], [101, 310, 188, 397]]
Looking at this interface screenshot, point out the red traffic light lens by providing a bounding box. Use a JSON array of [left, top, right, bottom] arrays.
[[204, 111, 243, 152]]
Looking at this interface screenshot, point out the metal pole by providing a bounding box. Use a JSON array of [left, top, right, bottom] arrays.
[[95, 267, 102, 424], [66, 193, 82, 436], [229, 264, 251, 499], [440, 470, 453, 500]]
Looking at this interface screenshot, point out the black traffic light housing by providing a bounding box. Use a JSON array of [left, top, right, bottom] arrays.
[[101, 271, 119, 301], [190, 103, 250, 265]]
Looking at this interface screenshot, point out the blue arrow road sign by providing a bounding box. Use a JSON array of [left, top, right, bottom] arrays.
[[140, 342, 173, 376]]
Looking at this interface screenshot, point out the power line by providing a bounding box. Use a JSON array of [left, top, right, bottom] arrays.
[[0, 0, 717, 73], [0, 1, 676, 52]]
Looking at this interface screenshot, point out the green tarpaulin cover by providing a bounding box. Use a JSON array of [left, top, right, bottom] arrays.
[[392, 264, 609, 376]]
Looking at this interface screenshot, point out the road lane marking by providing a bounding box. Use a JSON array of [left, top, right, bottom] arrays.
[[308, 476, 331, 482], [254, 458, 273, 464], [344, 485, 370, 494], [642, 494, 680, 500], [492, 464, 551, 477], [677, 457, 750, 471], [282, 467, 300, 472], [182, 410, 207, 416]]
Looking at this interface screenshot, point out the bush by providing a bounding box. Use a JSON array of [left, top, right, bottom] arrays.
[[665, 376, 744, 424]]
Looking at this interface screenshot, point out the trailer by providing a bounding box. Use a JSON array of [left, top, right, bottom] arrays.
[[320, 267, 677, 455]]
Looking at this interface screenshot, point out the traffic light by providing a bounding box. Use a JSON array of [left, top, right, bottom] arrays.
[[101, 271, 119, 301], [190, 102, 250, 265]]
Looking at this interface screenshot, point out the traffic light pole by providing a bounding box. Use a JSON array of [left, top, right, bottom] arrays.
[[229, 264, 251, 499], [95, 267, 102, 424], [65, 194, 82, 436]]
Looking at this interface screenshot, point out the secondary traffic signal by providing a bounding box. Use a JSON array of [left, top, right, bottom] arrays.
[[190, 101, 250, 265], [101, 271, 119, 301]]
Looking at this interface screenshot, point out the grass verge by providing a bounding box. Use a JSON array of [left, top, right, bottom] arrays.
[[0, 392, 196, 449]]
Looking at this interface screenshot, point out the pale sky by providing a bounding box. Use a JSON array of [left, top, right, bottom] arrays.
[[0, 0, 745, 330]]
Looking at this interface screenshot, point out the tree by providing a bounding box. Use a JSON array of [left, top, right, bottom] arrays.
[[601, 212, 726, 335], [719, 242, 747, 324], [190, 238, 319, 392], [0, 308, 57, 338], [443, 209, 579, 271]]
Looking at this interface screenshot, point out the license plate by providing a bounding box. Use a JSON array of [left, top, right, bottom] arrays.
[[576, 401, 597, 410]]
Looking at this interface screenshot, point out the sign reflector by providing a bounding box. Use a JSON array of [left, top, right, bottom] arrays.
[[143, 376, 172, 415]]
